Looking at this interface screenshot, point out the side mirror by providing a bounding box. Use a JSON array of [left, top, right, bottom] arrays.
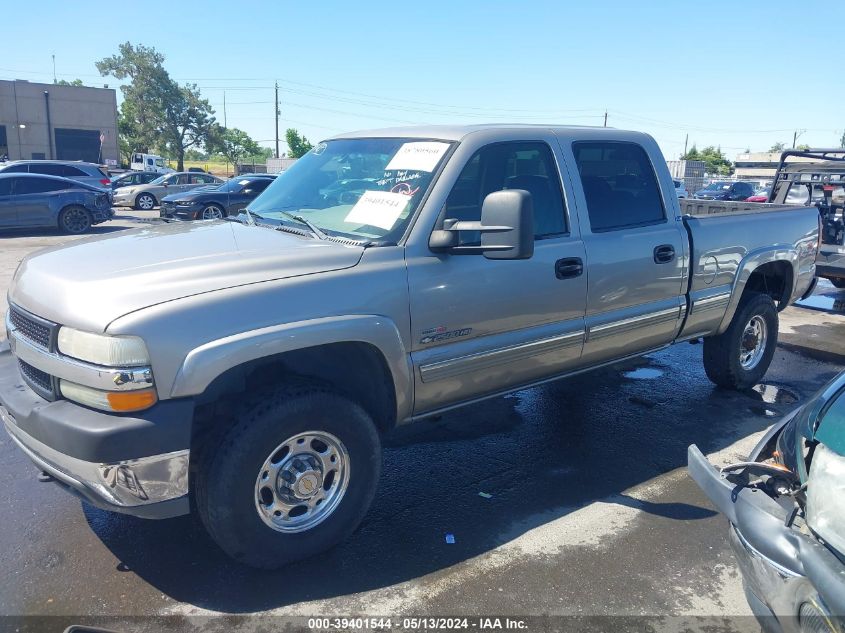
[[429, 190, 534, 260]]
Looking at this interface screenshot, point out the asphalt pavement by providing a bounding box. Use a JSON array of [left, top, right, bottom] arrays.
[[1, 213, 844, 633]]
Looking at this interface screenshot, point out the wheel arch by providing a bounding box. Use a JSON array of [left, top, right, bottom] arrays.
[[717, 248, 797, 334], [171, 315, 413, 433]]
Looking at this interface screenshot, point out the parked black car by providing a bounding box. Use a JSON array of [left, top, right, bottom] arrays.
[[0, 173, 114, 234], [110, 171, 161, 190], [160, 173, 276, 220], [689, 374, 845, 632], [693, 180, 758, 201]]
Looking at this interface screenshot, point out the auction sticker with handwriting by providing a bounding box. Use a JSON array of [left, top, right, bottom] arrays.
[[344, 191, 410, 230], [385, 141, 450, 172]]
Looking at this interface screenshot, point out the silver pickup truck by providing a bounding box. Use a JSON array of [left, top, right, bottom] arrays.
[[0, 125, 820, 568]]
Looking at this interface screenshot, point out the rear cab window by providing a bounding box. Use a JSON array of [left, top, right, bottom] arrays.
[[572, 141, 666, 232]]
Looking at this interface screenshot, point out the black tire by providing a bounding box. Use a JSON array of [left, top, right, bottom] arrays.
[[199, 203, 226, 220], [703, 291, 778, 390], [134, 193, 156, 211], [58, 205, 93, 234], [194, 383, 381, 569], [830, 278, 845, 289]]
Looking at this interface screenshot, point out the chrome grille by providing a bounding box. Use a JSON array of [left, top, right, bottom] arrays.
[[18, 359, 55, 399], [9, 306, 54, 350]]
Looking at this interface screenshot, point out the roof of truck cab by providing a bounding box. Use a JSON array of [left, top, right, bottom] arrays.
[[328, 124, 654, 143]]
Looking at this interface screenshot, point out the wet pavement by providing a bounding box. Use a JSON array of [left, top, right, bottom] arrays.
[[1, 219, 845, 632]]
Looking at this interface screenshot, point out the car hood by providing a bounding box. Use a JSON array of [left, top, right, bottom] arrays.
[[9, 220, 365, 332]]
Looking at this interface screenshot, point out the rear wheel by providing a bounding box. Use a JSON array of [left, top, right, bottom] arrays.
[[135, 193, 156, 210], [703, 291, 778, 390], [194, 383, 381, 569], [58, 205, 93, 234]]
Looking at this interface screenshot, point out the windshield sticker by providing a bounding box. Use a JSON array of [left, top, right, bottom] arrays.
[[344, 191, 410, 230], [391, 182, 420, 196], [385, 142, 450, 172]]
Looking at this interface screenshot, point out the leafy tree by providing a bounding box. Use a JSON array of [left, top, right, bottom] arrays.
[[796, 144, 811, 152], [97, 42, 216, 170], [56, 79, 84, 86], [681, 145, 733, 176], [285, 128, 313, 158], [840, 130, 845, 148], [769, 142, 786, 152], [208, 126, 261, 167]]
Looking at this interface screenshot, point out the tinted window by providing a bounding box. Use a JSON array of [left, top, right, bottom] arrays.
[[29, 164, 65, 177], [243, 179, 272, 195], [2, 164, 28, 173], [15, 177, 68, 194], [0, 178, 11, 196], [62, 165, 88, 177], [443, 142, 567, 242], [573, 141, 665, 232]]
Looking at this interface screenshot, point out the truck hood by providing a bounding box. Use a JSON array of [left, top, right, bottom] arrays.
[[9, 220, 365, 332]]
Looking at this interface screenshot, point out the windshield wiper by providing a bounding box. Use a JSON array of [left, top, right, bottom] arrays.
[[276, 211, 328, 240]]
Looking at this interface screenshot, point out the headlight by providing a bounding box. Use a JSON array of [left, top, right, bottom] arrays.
[[59, 380, 157, 413], [58, 327, 150, 366], [806, 443, 845, 554]]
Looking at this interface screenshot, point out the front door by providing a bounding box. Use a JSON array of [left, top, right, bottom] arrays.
[[567, 140, 687, 365], [408, 139, 588, 414]]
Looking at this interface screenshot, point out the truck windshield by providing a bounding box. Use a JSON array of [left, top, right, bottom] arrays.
[[248, 138, 453, 241]]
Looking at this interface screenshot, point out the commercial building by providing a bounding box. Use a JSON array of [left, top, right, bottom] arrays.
[[734, 151, 819, 183], [0, 79, 119, 165]]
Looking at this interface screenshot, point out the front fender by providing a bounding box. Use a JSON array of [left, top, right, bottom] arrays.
[[169, 315, 413, 421], [717, 246, 799, 334]]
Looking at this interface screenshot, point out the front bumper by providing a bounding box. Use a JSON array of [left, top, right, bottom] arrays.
[[688, 418, 844, 629], [0, 342, 193, 519], [111, 192, 134, 207], [160, 201, 200, 220]]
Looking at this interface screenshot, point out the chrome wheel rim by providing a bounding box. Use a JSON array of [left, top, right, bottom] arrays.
[[138, 195, 154, 210], [740, 315, 767, 370], [63, 208, 90, 233], [202, 205, 223, 220], [254, 431, 350, 533]]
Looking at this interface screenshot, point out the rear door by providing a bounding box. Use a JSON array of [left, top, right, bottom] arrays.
[[13, 177, 68, 227], [407, 136, 588, 414], [566, 139, 687, 365], [0, 177, 15, 226]]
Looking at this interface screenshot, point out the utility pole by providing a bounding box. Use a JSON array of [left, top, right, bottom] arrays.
[[603, 110, 608, 127], [51, 54, 56, 84], [683, 133, 689, 156], [792, 129, 806, 148], [275, 82, 280, 159], [223, 91, 228, 176]]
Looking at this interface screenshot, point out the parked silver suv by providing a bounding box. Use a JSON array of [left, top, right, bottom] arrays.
[[0, 160, 112, 190]]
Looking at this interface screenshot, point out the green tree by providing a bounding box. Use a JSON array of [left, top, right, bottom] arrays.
[[56, 79, 84, 86], [681, 145, 733, 176], [97, 42, 216, 170], [769, 142, 786, 153], [285, 128, 313, 158], [796, 144, 811, 152], [839, 130, 845, 148], [208, 126, 261, 167]]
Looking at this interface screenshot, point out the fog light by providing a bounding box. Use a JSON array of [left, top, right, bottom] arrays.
[[59, 380, 157, 412]]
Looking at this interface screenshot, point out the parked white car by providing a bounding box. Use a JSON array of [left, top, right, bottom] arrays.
[[673, 179, 688, 198]]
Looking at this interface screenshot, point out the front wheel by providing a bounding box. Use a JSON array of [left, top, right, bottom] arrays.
[[200, 203, 225, 220], [703, 291, 778, 390], [194, 383, 382, 569], [135, 193, 156, 210], [59, 205, 93, 234]]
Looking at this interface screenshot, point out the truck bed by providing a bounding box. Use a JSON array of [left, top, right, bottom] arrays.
[[679, 199, 800, 217]]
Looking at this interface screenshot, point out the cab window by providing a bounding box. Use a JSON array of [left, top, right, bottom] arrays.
[[442, 141, 567, 244]]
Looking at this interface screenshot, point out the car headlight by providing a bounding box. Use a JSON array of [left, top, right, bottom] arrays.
[[57, 327, 150, 366], [806, 443, 845, 554]]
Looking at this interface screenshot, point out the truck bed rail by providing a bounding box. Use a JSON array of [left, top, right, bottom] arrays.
[[680, 199, 800, 217]]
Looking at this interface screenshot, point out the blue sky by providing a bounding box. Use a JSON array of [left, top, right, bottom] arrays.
[[3, 0, 843, 159]]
